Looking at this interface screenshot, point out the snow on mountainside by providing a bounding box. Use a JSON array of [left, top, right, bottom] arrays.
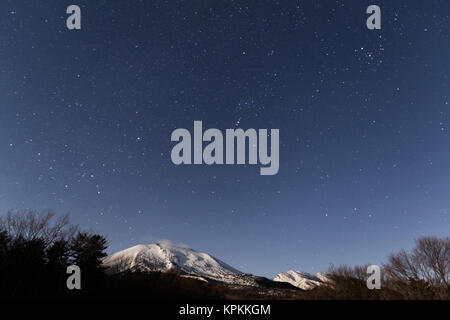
[[273, 270, 328, 290], [103, 242, 322, 290], [102, 242, 242, 283]]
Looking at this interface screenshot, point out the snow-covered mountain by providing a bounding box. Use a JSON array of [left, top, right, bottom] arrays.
[[103, 242, 324, 291], [273, 270, 328, 290], [102, 242, 243, 283]]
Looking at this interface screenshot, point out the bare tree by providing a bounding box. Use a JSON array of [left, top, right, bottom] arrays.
[[0, 210, 78, 246], [327, 263, 371, 281], [384, 236, 449, 299]]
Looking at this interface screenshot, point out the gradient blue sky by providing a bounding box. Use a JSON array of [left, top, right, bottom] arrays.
[[0, 0, 449, 277]]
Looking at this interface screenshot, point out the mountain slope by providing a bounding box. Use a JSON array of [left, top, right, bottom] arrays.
[[103, 242, 314, 291], [273, 270, 328, 290], [102, 242, 242, 283]]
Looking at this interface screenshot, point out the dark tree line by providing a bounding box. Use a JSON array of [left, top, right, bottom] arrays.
[[312, 236, 450, 300], [0, 210, 107, 299], [384, 236, 449, 299]]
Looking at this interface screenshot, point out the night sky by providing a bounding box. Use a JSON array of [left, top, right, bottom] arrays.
[[1, 0, 449, 277]]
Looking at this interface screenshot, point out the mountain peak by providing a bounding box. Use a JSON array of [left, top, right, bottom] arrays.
[[273, 270, 327, 290], [103, 243, 242, 281]]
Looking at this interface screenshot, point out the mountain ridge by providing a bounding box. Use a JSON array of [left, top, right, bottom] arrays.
[[103, 242, 242, 281], [273, 270, 328, 290], [103, 242, 324, 290]]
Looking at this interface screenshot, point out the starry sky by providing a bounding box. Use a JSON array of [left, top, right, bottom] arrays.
[[1, 0, 449, 278]]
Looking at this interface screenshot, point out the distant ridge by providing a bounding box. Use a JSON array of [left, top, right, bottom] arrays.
[[273, 270, 328, 290]]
